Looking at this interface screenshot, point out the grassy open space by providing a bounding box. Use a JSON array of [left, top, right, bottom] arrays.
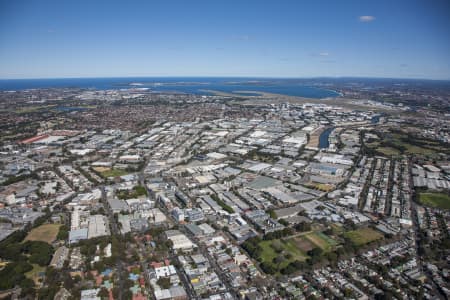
[[305, 232, 338, 252], [367, 130, 450, 157], [289, 236, 315, 253], [256, 231, 338, 272], [376, 147, 400, 156], [25, 224, 61, 244], [117, 185, 148, 199], [282, 239, 308, 261], [309, 183, 335, 192], [93, 166, 110, 173], [258, 239, 307, 269], [98, 168, 129, 178], [25, 264, 46, 284], [330, 223, 344, 235], [15, 105, 57, 114], [419, 192, 450, 209], [390, 133, 449, 154], [404, 145, 433, 155], [366, 141, 380, 148], [244, 231, 341, 275], [344, 228, 383, 246]]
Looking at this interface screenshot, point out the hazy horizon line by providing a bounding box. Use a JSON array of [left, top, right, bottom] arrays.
[[1, 75, 450, 82]]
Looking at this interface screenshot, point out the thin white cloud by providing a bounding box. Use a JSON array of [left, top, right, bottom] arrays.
[[359, 15, 376, 22], [319, 52, 329, 56], [231, 34, 250, 41]]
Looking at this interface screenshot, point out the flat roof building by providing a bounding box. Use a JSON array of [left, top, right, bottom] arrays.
[[69, 228, 88, 244], [87, 215, 109, 239], [165, 230, 195, 251]]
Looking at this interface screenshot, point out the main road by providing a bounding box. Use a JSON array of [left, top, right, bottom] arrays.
[[100, 186, 126, 300], [407, 159, 444, 299]]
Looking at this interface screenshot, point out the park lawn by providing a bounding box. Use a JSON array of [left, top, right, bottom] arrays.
[[366, 141, 380, 148], [99, 168, 129, 178], [391, 133, 442, 154], [289, 236, 315, 253], [258, 240, 289, 269], [25, 264, 46, 284], [25, 224, 61, 244], [259, 239, 307, 270], [258, 240, 277, 261], [376, 147, 400, 156], [419, 192, 450, 209], [375, 132, 446, 156], [117, 185, 148, 200], [404, 144, 434, 155], [15, 105, 56, 114], [305, 232, 337, 252], [344, 228, 383, 247], [331, 223, 344, 235], [283, 239, 308, 261], [318, 232, 338, 246]]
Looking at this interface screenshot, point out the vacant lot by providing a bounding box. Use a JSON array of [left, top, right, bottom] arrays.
[[25, 224, 61, 244], [344, 228, 383, 247], [419, 192, 450, 209]]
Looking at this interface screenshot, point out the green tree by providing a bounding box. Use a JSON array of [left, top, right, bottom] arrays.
[[22, 241, 54, 266], [20, 278, 36, 297], [97, 287, 109, 299], [57, 225, 69, 240], [279, 219, 289, 226], [157, 277, 171, 289], [267, 209, 277, 219]]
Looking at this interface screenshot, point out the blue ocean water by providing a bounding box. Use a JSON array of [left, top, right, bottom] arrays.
[[0, 77, 340, 98]]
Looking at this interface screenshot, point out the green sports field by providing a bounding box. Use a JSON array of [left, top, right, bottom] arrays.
[[419, 192, 450, 209], [344, 228, 383, 246]]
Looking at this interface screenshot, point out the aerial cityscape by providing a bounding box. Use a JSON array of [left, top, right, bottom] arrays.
[[1, 1, 450, 300]]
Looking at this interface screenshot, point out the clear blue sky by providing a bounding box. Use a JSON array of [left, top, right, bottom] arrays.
[[1, 0, 449, 79]]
